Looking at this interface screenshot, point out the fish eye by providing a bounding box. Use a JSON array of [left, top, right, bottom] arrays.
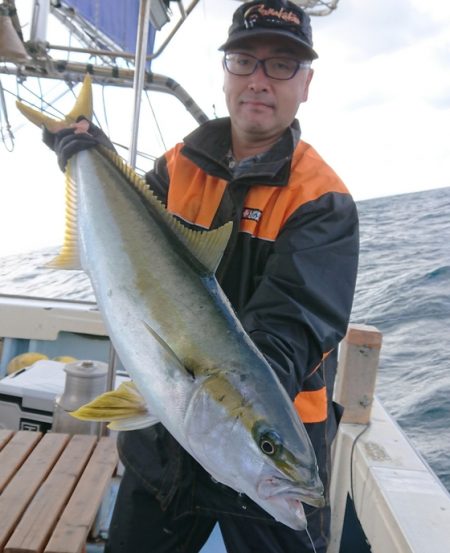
[[259, 430, 282, 457]]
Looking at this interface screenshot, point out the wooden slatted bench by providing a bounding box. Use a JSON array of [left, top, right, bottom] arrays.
[[0, 430, 118, 553]]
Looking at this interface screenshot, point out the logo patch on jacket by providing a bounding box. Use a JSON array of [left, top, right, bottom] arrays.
[[242, 207, 262, 222]]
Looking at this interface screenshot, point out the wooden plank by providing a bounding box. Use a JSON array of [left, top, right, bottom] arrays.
[[344, 322, 383, 348], [0, 431, 42, 493], [334, 323, 382, 424], [0, 433, 69, 551], [0, 429, 14, 451], [44, 437, 118, 553], [4, 434, 97, 553]]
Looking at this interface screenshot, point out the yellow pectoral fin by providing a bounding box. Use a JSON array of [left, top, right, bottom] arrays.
[[107, 416, 158, 431], [69, 381, 156, 429]]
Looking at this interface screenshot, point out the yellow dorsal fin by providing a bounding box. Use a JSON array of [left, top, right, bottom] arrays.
[[45, 160, 82, 270], [102, 147, 233, 274], [16, 74, 93, 131]]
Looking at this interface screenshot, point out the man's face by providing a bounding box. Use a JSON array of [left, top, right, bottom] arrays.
[[223, 36, 313, 145]]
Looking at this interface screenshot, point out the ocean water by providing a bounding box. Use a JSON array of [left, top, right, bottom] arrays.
[[0, 186, 449, 492], [351, 186, 450, 491], [352, 188, 450, 490]]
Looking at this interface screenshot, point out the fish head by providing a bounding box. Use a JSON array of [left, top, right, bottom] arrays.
[[247, 419, 325, 529], [184, 372, 325, 530]]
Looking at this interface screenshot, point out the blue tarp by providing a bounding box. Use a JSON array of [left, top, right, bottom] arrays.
[[64, 0, 156, 58]]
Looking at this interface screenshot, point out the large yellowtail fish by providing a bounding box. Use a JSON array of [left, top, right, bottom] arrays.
[[16, 76, 324, 530]]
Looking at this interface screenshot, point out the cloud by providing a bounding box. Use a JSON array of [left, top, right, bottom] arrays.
[[435, 43, 450, 70], [426, 90, 450, 110], [299, 0, 450, 200], [314, 0, 442, 60]]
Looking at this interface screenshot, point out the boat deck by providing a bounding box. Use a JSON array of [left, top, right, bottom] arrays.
[[0, 430, 118, 553], [1, 295, 450, 552]]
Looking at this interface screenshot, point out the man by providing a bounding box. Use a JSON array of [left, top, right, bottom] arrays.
[[45, 1, 359, 551]]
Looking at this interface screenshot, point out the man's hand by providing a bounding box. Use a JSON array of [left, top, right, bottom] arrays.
[[42, 116, 115, 171]]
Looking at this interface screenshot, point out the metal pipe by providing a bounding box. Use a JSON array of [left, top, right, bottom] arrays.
[[0, 79, 15, 150], [100, 342, 118, 436], [105, 0, 150, 404], [128, 0, 151, 168], [2, 62, 208, 124], [46, 0, 201, 62], [30, 0, 49, 43], [47, 43, 143, 60]]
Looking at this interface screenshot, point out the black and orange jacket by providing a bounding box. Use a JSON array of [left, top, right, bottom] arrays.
[[147, 117, 358, 418], [119, 117, 359, 511]]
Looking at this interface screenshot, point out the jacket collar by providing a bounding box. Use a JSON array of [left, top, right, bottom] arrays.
[[181, 117, 301, 186]]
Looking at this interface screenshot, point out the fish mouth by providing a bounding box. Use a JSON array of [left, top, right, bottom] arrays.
[[257, 476, 325, 509]]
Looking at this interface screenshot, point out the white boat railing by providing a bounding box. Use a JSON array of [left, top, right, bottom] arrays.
[[1, 296, 450, 552], [330, 324, 450, 553]]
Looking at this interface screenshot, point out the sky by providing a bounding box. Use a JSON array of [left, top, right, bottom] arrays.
[[0, 0, 449, 256]]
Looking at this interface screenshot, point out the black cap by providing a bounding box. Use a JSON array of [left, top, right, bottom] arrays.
[[219, 0, 318, 60]]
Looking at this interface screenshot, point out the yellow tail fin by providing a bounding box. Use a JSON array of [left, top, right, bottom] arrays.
[[16, 74, 93, 131]]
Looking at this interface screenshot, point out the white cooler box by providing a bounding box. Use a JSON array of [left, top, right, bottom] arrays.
[[0, 359, 127, 432]]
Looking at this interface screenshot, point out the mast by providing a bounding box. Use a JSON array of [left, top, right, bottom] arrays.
[[129, 0, 152, 168]]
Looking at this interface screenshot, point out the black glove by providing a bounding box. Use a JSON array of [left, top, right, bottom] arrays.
[[42, 116, 115, 171]]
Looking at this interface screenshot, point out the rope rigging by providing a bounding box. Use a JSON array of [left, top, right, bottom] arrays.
[[0, 0, 341, 154], [0, 79, 14, 151]]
